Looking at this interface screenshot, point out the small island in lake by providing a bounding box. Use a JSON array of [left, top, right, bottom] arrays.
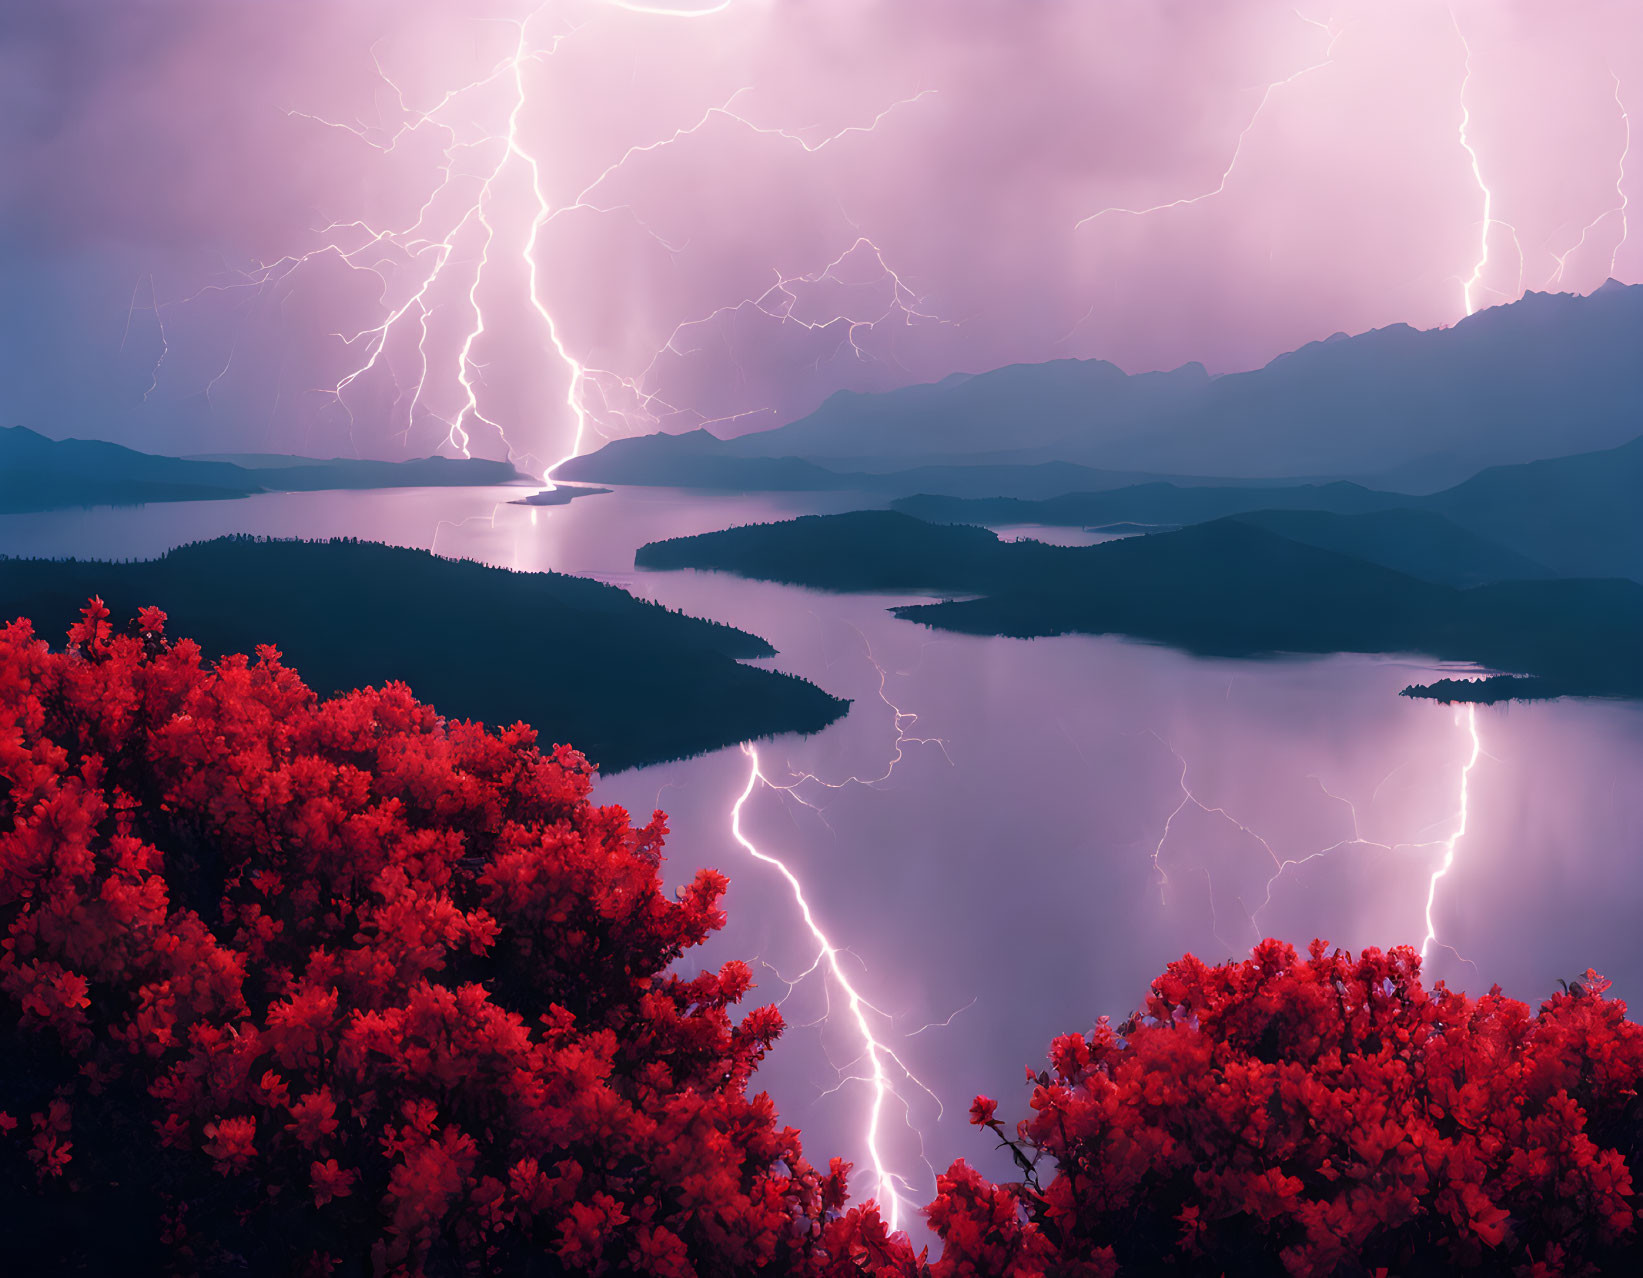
[[636, 509, 1643, 703], [509, 485, 613, 507]]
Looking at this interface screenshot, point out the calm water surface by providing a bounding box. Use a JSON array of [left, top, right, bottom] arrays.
[[5, 485, 1642, 1227]]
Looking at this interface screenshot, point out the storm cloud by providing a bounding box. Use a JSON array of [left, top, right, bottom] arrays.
[[2, 0, 1638, 465]]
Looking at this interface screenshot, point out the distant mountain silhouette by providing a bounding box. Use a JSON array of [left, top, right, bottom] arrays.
[[895, 434, 1643, 582], [554, 429, 1209, 497], [635, 511, 1643, 701], [1419, 434, 1643, 579], [894, 481, 1406, 529], [726, 358, 1217, 462], [563, 283, 1643, 492], [554, 430, 848, 490], [557, 428, 1354, 499], [0, 537, 845, 771], [0, 426, 527, 513], [622, 282, 1632, 481]]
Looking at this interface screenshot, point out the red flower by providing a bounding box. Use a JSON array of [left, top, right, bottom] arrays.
[[0, 602, 889, 1275], [286, 1089, 339, 1147], [13, 600, 1643, 1277], [201, 1116, 257, 1174], [310, 1158, 357, 1208], [924, 942, 1643, 1276]]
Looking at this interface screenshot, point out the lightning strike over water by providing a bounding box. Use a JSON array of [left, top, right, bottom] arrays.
[[711, 634, 957, 1229], [164, 1, 944, 479], [1151, 704, 1487, 968], [729, 742, 937, 1235], [13, 2, 1643, 1269], [767, 629, 952, 800], [1419, 705, 1482, 963]]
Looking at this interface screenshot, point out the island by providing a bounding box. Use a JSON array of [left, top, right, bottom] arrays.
[[635, 510, 1643, 703], [509, 484, 613, 507], [892, 433, 1643, 584], [0, 537, 846, 771]]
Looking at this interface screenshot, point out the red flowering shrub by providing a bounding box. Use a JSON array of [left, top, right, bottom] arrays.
[[935, 940, 1643, 1277], [0, 600, 901, 1274], [13, 601, 1643, 1277]]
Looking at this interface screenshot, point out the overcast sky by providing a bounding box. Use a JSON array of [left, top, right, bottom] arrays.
[[3, 0, 1639, 467]]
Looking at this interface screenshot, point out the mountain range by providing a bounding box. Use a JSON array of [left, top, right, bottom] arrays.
[[895, 433, 1643, 583], [563, 281, 1643, 493]]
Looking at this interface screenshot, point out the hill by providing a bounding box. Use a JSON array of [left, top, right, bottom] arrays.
[[1225, 508, 1553, 587], [635, 512, 1643, 700], [0, 537, 845, 770], [1419, 434, 1643, 579], [894, 435, 1643, 582], [636, 510, 1017, 592], [0, 426, 526, 513]]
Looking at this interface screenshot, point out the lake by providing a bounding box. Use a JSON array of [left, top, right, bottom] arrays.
[[4, 483, 1642, 1235]]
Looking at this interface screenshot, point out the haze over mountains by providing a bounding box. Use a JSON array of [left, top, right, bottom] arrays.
[[564, 281, 1643, 493]]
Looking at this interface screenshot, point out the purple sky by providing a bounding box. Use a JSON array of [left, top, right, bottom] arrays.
[[2, 0, 1640, 469]]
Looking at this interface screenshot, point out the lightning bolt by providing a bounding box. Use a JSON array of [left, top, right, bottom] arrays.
[[1546, 74, 1631, 289], [548, 84, 937, 221], [169, 8, 578, 467], [1418, 705, 1481, 963], [1608, 78, 1632, 278], [157, 1, 941, 482], [530, 231, 952, 467], [119, 274, 169, 403], [1148, 704, 1485, 969], [712, 630, 956, 1231], [1073, 13, 1342, 231], [1452, 11, 1523, 316], [729, 742, 942, 1235], [762, 629, 951, 817]]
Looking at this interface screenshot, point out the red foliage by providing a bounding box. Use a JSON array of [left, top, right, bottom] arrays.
[[12, 601, 1643, 1276], [930, 940, 1643, 1277], [0, 601, 902, 1274]]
